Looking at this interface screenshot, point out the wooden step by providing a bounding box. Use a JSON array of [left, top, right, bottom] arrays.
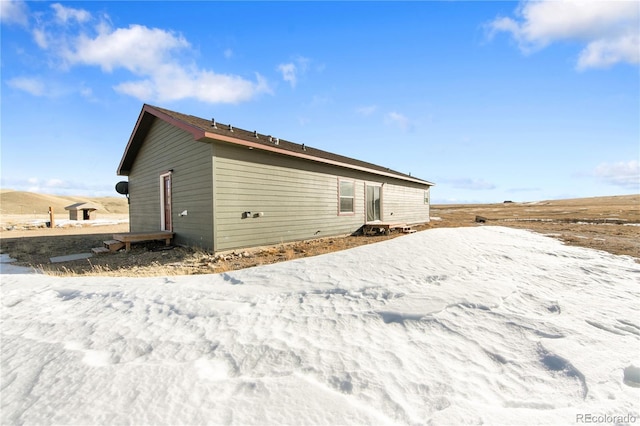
[[103, 240, 126, 252], [91, 247, 110, 255], [112, 231, 174, 252]]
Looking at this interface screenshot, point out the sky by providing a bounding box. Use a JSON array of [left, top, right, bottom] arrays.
[[1, 0, 639, 204]]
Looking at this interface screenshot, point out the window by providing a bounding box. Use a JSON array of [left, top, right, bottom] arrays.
[[339, 180, 355, 214], [424, 189, 430, 205]]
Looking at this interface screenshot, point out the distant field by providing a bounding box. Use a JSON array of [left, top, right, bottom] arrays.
[[0, 189, 129, 216], [432, 194, 640, 223], [430, 194, 639, 259], [1, 192, 637, 276], [3, 190, 635, 222]]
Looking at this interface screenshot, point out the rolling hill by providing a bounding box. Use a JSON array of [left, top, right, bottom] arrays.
[[0, 190, 129, 215]]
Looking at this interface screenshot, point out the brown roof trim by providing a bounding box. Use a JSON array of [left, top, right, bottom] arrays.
[[202, 131, 433, 185], [142, 105, 207, 140], [64, 202, 100, 211], [118, 104, 206, 175], [119, 104, 434, 186]]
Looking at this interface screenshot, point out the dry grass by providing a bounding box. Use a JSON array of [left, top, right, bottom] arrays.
[[430, 194, 639, 259], [1, 228, 413, 277], [433, 194, 639, 223], [0, 190, 129, 217], [1, 194, 638, 277]]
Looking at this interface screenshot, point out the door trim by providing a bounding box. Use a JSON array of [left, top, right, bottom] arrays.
[[160, 171, 172, 231], [365, 183, 382, 222]]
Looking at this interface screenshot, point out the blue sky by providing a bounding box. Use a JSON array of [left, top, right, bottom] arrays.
[[1, 1, 638, 203]]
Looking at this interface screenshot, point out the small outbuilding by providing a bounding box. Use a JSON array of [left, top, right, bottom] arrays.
[[65, 202, 99, 221]]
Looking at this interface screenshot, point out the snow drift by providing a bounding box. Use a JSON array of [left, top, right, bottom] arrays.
[[1, 227, 639, 425]]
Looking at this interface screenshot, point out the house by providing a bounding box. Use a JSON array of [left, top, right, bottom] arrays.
[[64, 202, 99, 221], [117, 104, 434, 252]]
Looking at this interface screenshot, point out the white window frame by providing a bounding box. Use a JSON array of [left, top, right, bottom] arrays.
[[338, 179, 356, 216]]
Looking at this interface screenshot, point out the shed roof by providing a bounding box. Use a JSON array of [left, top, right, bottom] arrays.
[[64, 202, 100, 211], [118, 104, 434, 186]]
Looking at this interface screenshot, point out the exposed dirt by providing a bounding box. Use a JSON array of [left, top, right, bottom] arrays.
[[0, 224, 417, 276], [1, 195, 638, 276], [430, 194, 639, 260]]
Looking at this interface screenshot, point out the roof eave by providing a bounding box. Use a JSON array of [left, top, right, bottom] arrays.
[[118, 104, 434, 186], [201, 131, 434, 186], [117, 104, 206, 176]]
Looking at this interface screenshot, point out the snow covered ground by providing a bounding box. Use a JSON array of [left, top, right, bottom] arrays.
[[1, 227, 639, 425], [0, 214, 129, 230]]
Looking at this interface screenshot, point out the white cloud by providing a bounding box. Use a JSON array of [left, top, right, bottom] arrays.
[[356, 105, 378, 116], [594, 160, 640, 190], [32, 28, 49, 49], [0, 0, 29, 26], [277, 63, 298, 88], [2, 177, 117, 197], [445, 178, 497, 191], [385, 112, 411, 131], [277, 56, 311, 88], [308, 94, 331, 108], [51, 3, 91, 24], [7, 77, 46, 96], [7, 75, 97, 99], [115, 69, 271, 104], [297, 117, 310, 126], [577, 34, 640, 70], [66, 24, 190, 73], [80, 86, 93, 98], [488, 0, 639, 69], [20, 177, 62, 193], [507, 187, 541, 193], [18, 5, 271, 104], [46, 178, 65, 188], [76, 24, 271, 102]]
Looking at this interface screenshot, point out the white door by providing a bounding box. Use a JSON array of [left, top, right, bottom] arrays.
[[366, 185, 381, 222], [160, 173, 172, 231]]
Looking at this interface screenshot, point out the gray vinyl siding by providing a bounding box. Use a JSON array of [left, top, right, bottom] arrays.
[[212, 142, 429, 252], [381, 184, 430, 224], [128, 119, 214, 249], [213, 143, 364, 251]]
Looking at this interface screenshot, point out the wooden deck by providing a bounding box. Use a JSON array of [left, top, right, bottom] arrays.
[[112, 231, 175, 252], [363, 223, 415, 236]]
